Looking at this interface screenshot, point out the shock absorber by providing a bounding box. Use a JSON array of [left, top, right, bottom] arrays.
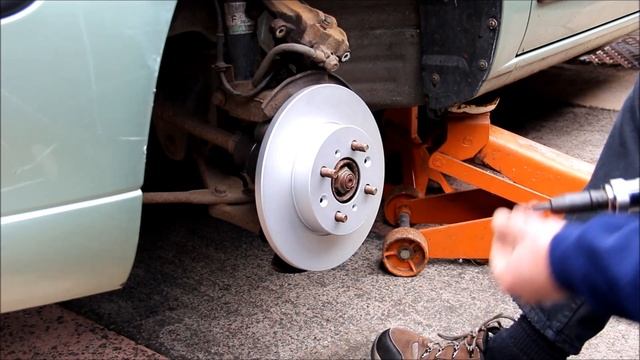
[[223, 1, 259, 80]]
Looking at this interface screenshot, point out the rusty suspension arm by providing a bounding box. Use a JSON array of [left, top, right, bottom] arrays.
[[158, 109, 254, 165], [166, 113, 239, 153], [143, 189, 252, 205]]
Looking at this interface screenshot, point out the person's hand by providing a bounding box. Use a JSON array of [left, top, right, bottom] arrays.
[[490, 205, 568, 303]]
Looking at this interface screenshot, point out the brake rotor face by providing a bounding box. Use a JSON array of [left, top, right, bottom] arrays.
[[255, 84, 384, 270]]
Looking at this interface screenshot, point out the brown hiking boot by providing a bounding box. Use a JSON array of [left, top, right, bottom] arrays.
[[371, 314, 515, 360]]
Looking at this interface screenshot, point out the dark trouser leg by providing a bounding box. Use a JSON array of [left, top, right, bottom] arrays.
[[520, 76, 640, 355]]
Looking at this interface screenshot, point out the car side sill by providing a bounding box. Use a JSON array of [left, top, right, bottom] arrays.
[[479, 12, 639, 96], [1, 190, 142, 313]]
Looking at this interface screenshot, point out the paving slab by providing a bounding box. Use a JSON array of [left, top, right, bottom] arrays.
[[516, 64, 638, 111], [0, 305, 166, 359]]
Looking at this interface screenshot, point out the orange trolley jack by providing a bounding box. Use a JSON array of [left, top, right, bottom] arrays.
[[381, 104, 594, 277]]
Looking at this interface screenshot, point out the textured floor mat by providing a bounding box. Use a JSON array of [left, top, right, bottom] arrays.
[[576, 33, 639, 69]]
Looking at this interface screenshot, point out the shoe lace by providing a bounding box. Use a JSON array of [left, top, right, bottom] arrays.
[[420, 314, 515, 359]]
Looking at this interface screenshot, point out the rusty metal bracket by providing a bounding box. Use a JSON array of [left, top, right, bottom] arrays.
[[381, 105, 593, 276], [263, 0, 350, 65], [214, 70, 348, 122], [194, 153, 260, 234]]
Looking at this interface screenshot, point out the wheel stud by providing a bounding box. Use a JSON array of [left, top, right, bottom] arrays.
[[351, 141, 369, 152], [335, 211, 348, 223], [320, 166, 338, 179], [364, 184, 378, 195]]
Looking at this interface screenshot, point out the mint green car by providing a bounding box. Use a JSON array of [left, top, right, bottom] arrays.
[[2, 0, 637, 312]]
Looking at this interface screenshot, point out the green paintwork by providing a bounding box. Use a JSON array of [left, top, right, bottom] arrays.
[[1, 1, 175, 216], [522, 0, 639, 53], [1, 191, 142, 312], [482, 1, 638, 95], [0, 1, 176, 312], [487, 0, 532, 79]]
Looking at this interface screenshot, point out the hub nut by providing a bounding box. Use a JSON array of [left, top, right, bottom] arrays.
[[332, 158, 360, 203], [336, 167, 357, 194]]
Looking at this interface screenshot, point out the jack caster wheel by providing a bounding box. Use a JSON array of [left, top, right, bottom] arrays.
[[382, 227, 429, 277], [256, 84, 384, 271]]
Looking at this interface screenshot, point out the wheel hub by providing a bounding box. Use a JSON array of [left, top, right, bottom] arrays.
[[333, 158, 359, 203], [255, 84, 384, 270]]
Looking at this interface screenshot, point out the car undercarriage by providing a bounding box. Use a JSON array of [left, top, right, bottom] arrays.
[[142, 0, 567, 272]]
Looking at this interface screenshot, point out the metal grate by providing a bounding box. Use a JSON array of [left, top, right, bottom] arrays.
[[576, 33, 639, 69]]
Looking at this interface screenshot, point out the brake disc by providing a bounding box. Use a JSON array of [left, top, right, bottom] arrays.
[[255, 84, 384, 270]]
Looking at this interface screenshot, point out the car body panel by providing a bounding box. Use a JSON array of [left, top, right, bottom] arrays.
[[481, 11, 639, 96], [1, 1, 176, 312], [485, 0, 532, 80], [521, 0, 639, 53], [1, 0, 175, 217], [1, 191, 141, 312]]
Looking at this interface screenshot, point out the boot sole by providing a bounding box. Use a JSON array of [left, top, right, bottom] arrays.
[[370, 332, 383, 360]]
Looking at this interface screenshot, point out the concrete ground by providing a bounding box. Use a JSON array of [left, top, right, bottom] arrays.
[[2, 65, 638, 359], [0, 306, 165, 359]]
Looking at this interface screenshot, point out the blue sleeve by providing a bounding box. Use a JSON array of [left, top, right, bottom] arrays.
[[550, 213, 640, 321]]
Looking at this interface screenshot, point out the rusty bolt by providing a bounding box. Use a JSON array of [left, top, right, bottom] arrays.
[[214, 186, 227, 196], [351, 141, 369, 152], [334, 211, 348, 223], [320, 166, 338, 179], [321, 15, 336, 27], [271, 19, 289, 38], [324, 56, 340, 72], [487, 18, 498, 30], [431, 73, 440, 86], [275, 26, 287, 38], [364, 185, 378, 196], [478, 59, 488, 71]]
